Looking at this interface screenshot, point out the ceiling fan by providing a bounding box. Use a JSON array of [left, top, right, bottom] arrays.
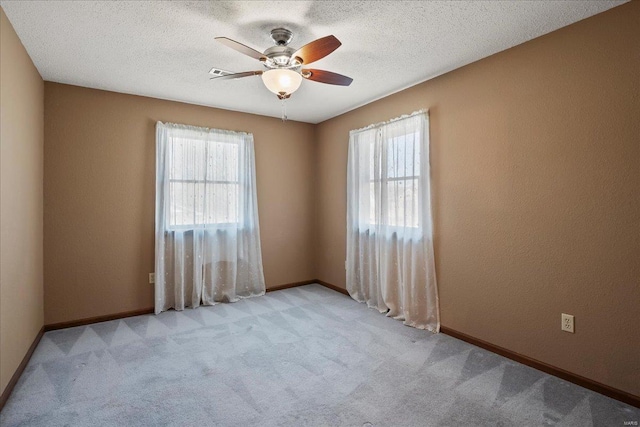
[[210, 28, 353, 100]]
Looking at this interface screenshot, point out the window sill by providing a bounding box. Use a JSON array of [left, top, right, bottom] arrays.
[[353, 227, 425, 241], [164, 225, 253, 234]]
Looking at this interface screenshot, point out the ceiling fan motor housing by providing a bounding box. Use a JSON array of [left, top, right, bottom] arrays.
[[264, 46, 298, 67], [270, 28, 293, 46]]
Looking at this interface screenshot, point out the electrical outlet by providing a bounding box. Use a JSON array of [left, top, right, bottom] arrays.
[[149, 273, 155, 284], [561, 313, 574, 333], [345, 260, 347, 270]]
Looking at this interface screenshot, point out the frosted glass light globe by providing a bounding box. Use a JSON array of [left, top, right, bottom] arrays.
[[261, 69, 302, 97]]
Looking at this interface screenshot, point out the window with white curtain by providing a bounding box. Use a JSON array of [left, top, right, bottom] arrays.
[[346, 111, 439, 332], [167, 138, 240, 228], [366, 130, 421, 228], [155, 121, 265, 314]]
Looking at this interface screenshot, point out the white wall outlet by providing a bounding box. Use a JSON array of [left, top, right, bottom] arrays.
[[345, 260, 347, 270], [561, 313, 574, 333], [149, 273, 155, 284]]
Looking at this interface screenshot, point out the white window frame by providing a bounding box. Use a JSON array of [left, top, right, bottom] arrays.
[[365, 130, 422, 230], [165, 137, 243, 231]]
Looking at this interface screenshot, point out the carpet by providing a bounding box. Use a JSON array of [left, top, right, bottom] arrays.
[[1, 284, 637, 426]]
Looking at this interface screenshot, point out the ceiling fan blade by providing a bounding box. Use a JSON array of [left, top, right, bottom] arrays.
[[292, 35, 341, 65], [302, 69, 353, 86], [210, 71, 263, 81], [215, 37, 266, 61]]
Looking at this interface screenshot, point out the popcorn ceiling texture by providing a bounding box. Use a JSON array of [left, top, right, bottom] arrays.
[[0, 0, 625, 123]]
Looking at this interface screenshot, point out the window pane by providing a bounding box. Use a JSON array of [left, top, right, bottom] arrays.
[[366, 178, 419, 228], [169, 182, 239, 227], [170, 139, 240, 183], [167, 137, 242, 227], [386, 178, 419, 228], [169, 181, 203, 226], [170, 138, 207, 181], [387, 132, 420, 178], [203, 183, 239, 224], [208, 141, 239, 182], [365, 131, 421, 228]]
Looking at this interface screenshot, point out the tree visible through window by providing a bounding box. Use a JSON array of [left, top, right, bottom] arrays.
[[367, 131, 421, 228]]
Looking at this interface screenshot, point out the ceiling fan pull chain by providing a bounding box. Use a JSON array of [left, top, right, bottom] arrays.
[[281, 98, 288, 122]]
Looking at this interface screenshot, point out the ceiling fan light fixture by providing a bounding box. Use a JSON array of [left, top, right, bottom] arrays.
[[261, 69, 302, 98]]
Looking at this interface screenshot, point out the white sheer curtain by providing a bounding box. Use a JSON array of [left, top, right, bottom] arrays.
[[155, 121, 265, 314], [346, 111, 439, 331]]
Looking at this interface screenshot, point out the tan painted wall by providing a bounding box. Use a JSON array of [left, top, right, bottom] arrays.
[[315, 2, 639, 396], [0, 7, 44, 395], [25, 1, 639, 398], [44, 83, 316, 324]]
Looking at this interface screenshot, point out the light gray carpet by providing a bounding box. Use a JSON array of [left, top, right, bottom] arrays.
[[1, 284, 637, 426]]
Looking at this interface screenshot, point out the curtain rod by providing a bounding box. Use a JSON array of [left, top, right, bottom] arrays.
[[349, 109, 428, 135], [157, 121, 253, 137]]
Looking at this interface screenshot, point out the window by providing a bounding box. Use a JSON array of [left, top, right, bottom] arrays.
[[168, 137, 241, 228], [346, 111, 439, 332], [155, 122, 265, 314], [367, 131, 421, 228], [156, 123, 257, 231], [348, 112, 428, 233]]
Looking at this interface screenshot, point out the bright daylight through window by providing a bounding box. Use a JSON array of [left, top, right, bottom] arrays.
[[155, 121, 265, 314], [346, 111, 439, 332], [168, 138, 241, 228], [367, 131, 421, 228]]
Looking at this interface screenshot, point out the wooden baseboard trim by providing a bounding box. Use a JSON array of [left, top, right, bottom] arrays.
[[267, 278, 350, 296], [440, 326, 639, 408], [7, 285, 635, 410], [0, 326, 45, 411], [316, 279, 350, 296], [1, 280, 322, 412], [311, 280, 639, 408], [44, 307, 154, 332], [267, 280, 318, 292], [44, 279, 320, 331]]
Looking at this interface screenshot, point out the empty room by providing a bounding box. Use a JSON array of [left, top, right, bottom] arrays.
[[0, 1, 638, 426]]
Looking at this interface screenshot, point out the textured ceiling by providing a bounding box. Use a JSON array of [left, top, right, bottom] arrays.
[[1, 1, 625, 123]]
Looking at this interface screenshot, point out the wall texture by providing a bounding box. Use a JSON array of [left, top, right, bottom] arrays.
[[0, 7, 44, 396], [44, 83, 316, 325], [18, 1, 638, 400], [315, 2, 639, 396]]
